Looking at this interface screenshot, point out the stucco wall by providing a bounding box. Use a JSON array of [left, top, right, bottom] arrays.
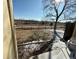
[[3, 0, 17, 59]]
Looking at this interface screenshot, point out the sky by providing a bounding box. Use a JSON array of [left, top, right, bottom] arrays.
[[13, 0, 75, 21], [13, 0, 43, 20]]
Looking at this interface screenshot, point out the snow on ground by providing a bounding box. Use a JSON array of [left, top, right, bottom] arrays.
[[30, 41, 71, 59], [24, 41, 42, 51], [18, 29, 75, 59], [23, 29, 64, 52], [29, 30, 71, 59]]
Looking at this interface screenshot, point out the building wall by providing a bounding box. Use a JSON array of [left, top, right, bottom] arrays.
[[3, 0, 17, 59]]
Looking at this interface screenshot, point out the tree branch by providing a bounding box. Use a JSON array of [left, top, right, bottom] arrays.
[[58, 1, 67, 19]]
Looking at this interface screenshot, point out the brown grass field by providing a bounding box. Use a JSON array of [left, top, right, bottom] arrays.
[[15, 25, 65, 44], [14, 20, 65, 44]]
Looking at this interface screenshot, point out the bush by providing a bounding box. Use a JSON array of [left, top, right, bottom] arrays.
[[27, 30, 51, 42]]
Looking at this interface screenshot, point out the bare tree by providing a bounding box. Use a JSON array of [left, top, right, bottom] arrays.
[[41, 0, 76, 59], [42, 0, 76, 41], [31, 0, 76, 57]]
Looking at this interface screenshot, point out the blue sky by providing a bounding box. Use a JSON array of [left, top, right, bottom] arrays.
[[13, 0, 43, 20], [13, 0, 75, 21]]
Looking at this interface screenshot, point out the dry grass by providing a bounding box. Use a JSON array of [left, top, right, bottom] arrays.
[[15, 24, 64, 44], [16, 29, 35, 43], [16, 29, 52, 44]]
